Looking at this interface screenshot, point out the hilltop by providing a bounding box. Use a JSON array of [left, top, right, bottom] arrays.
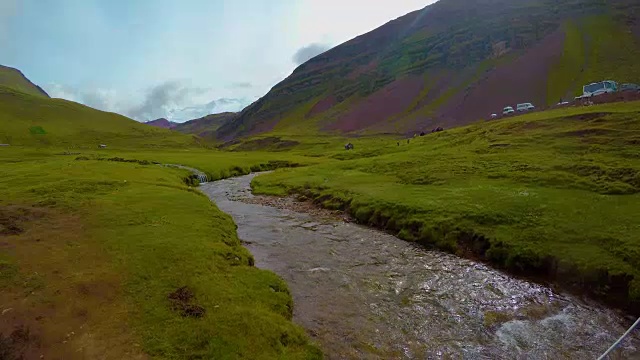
[[217, 0, 640, 140], [0, 65, 50, 98], [144, 118, 179, 129], [0, 68, 202, 148], [143, 113, 236, 141]]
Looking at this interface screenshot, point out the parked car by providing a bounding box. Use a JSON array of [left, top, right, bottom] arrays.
[[490, 113, 498, 118], [620, 83, 640, 92], [516, 103, 535, 111], [503, 106, 515, 115]]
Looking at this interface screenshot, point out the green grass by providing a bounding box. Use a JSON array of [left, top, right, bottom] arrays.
[[546, 21, 585, 104], [73, 148, 317, 181], [3, 80, 640, 359], [0, 86, 202, 148], [0, 148, 321, 359], [581, 15, 640, 84], [251, 101, 640, 312]]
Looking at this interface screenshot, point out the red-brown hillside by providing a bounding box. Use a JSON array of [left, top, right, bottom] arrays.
[[216, 0, 640, 139], [144, 118, 178, 129]]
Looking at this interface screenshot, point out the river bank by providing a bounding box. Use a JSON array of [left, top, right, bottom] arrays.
[[202, 173, 640, 359], [0, 149, 321, 359], [249, 107, 640, 317]]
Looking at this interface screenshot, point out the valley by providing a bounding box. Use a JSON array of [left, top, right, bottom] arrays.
[[3, 98, 640, 358], [2, 0, 640, 358]]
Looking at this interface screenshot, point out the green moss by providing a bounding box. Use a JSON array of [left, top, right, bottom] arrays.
[[483, 311, 513, 328], [0, 257, 18, 287], [28, 126, 46, 135]]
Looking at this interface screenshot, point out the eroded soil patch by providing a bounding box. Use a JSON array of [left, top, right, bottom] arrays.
[[168, 287, 205, 318], [563, 112, 613, 121], [0, 326, 37, 360], [0, 206, 45, 236], [0, 205, 145, 360]]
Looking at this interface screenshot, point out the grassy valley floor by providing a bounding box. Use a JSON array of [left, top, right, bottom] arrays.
[[251, 101, 640, 314]]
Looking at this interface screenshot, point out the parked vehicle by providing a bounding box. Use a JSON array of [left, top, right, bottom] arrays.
[[516, 103, 535, 111], [503, 106, 515, 115], [575, 80, 618, 100], [490, 113, 498, 118], [620, 83, 640, 92]]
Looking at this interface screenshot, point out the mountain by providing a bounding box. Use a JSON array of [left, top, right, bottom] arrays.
[[217, 0, 640, 139], [0, 67, 201, 148], [174, 112, 236, 140], [143, 113, 237, 140], [0, 65, 50, 98], [145, 118, 179, 129]]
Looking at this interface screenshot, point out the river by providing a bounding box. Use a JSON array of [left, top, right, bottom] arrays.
[[200, 173, 640, 359]]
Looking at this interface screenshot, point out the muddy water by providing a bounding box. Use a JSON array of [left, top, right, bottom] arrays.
[[200, 174, 640, 359]]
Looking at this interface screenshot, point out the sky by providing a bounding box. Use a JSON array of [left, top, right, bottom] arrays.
[[1, 0, 434, 122]]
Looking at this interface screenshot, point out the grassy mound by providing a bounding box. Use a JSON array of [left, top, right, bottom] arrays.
[[252, 101, 640, 314]]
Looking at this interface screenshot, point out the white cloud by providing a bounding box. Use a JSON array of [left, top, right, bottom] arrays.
[[292, 43, 332, 65], [43, 81, 249, 122], [45, 83, 134, 114], [228, 82, 253, 89], [26, 1, 437, 123], [0, 0, 19, 47], [168, 98, 249, 121]]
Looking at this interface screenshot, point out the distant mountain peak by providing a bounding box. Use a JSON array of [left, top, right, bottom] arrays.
[[144, 118, 179, 129], [173, 112, 237, 140], [0, 64, 50, 98]]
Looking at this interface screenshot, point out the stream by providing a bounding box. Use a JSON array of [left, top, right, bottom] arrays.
[[200, 173, 640, 359]]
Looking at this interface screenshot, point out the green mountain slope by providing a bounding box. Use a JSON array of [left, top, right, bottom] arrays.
[[217, 0, 640, 140], [0, 65, 50, 98], [0, 85, 201, 148]]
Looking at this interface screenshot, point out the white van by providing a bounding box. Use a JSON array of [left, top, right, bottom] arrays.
[[516, 103, 535, 111]]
